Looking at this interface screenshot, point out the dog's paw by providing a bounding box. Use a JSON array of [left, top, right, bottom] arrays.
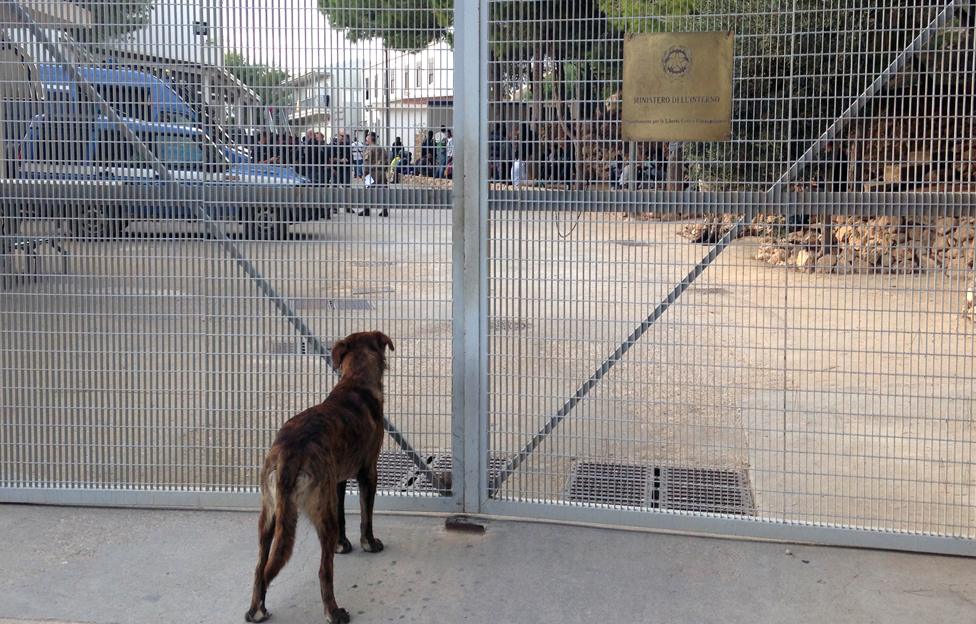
[[360, 536, 384, 553], [245, 605, 271, 622], [328, 607, 351, 623], [335, 537, 353, 554]]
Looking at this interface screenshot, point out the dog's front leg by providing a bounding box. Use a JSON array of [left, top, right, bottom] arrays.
[[316, 503, 350, 624], [357, 463, 384, 553], [335, 480, 353, 554]]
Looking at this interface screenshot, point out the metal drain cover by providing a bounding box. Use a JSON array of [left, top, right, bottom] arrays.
[[329, 298, 375, 311], [567, 462, 647, 507], [289, 297, 331, 310], [345, 450, 429, 493], [659, 466, 752, 514], [343, 450, 507, 495], [566, 460, 754, 515]]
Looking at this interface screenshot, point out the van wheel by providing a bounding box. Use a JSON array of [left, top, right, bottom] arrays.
[[244, 207, 287, 240], [71, 207, 125, 239]]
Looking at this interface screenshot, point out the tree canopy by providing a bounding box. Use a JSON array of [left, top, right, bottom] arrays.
[[316, 0, 452, 51], [224, 51, 292, 107]]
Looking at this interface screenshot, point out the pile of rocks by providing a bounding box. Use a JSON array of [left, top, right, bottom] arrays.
[[677, 213, 785, 244], [754, 216, 976, 276]]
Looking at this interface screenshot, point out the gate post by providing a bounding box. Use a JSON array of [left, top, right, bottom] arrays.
[[452, 0, 489, 512]]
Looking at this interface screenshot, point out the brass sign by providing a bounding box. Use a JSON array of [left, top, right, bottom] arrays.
[[622, 31, 734, 142]]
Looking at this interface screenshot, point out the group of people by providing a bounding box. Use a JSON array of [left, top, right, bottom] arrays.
[[250, 126, 455, 188]]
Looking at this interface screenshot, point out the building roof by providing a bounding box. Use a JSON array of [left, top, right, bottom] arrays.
[[282, 70, 331, 88]]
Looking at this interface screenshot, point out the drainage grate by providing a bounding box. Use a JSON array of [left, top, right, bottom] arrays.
[[410, 452, 507, 492], [613, 239, 655, 248], [566, 462, 648, 507], [565, 460, 754, 515], [268, 340, 303, 355], [350, 286, 395, 296], [342, 450, 508, 495], [489, 317, 532, 333], [329, 298, 375, 311], [345, 450, 427, 493], [290, 297, 331, 310], [659, 466, 753, 515]]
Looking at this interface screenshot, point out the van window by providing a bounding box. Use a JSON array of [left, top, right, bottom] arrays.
[[32, 119, 88, 164], [154, 133, 205, 170], [94, 129, 137, 164], [93, 84, 152, 121]]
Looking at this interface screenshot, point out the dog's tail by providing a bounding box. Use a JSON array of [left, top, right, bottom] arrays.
[[262, 454, 301, 582]]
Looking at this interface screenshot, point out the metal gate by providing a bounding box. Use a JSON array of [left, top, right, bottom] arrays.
[[2, 1, 974, 555]]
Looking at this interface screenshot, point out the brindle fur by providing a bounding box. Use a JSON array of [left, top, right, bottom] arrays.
[[245, 331, 394, 624]]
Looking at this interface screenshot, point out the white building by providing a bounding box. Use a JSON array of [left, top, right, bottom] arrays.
[[284, 62, 365, 140], [364, 40, 453, 151]]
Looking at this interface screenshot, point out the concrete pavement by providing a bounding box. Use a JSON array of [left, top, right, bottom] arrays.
[[1, 504, 975, 624]]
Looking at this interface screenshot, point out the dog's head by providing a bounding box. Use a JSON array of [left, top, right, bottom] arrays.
[[331, 331, 395, 378]]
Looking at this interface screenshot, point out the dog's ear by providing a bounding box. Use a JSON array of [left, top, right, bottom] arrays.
[[331, 339, 349, 369], [375, 332, 395, 352]]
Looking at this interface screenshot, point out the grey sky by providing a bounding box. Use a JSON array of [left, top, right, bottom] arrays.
[[218, 0, 382, 74]]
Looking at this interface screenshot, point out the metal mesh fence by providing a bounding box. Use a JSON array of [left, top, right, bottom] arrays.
[[1, 0, 455, 499], [485, 0, 976, 540], [1, 0, 974, 549]]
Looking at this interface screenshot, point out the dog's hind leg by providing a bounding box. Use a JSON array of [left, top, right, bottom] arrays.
[[357, 463, 383, 553], [335, 480, 353, 554], [315, 485, 350, 624], [245, 505, 276, 622], [256, 495, 298, 612]]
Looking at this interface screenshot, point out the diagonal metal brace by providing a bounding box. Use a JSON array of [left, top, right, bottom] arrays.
[[489, 0, 962, 493], [4, 0, 444, 490]]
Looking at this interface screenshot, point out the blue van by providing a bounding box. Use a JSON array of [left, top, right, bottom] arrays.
[[17, 115, 316, 239], [38, 64, 251, 164]]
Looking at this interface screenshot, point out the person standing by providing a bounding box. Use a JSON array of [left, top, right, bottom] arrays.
[[421, 130, 434, 177], [351, 132, 365, 179], [362, 131, 390, 217], [444, 129, 455, 179], [434, 126, 447, 178], [335, 129, 351, 187]]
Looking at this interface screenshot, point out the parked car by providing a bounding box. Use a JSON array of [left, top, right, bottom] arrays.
[[16, 114, 320, 239], [37, 64, 252, 164]]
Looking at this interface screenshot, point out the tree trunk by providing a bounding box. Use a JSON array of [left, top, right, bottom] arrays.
[[666, 141, 684, 191]]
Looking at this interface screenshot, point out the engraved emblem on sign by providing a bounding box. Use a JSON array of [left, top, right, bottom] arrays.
[[662, 46, 692, 79]]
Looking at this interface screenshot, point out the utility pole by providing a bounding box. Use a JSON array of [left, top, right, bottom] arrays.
[[383, 45, 390, 145]]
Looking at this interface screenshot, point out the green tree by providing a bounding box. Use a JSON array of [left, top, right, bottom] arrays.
[[316, 1, 962, 189], [317, 0, 452, 51], [224, 51, 292, 108]]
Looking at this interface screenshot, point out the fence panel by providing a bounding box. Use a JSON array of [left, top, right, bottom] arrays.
[[0, 0, 457, 511], [483, 0, 976, 554]]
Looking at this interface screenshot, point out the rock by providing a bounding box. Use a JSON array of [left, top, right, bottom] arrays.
[[875, 215, 904, 228], [955, 223, 975, 242], [815, 254, 838, 274], [936, 217, 958, 234], [796, 250, 814, 272]]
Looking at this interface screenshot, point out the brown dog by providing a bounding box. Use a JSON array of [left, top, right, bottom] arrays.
[[245, 331, 394, 624]]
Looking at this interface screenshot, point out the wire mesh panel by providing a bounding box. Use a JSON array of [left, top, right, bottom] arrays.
[[485, 0, 975, 546], [0, 1, 455, 504]]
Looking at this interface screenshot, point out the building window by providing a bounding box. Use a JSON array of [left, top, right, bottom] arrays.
[[365, 77, 370, 101], [416, 64, 422, 86]]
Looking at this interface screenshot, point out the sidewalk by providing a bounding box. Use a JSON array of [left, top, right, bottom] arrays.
[[1, 504, 975, 624]]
